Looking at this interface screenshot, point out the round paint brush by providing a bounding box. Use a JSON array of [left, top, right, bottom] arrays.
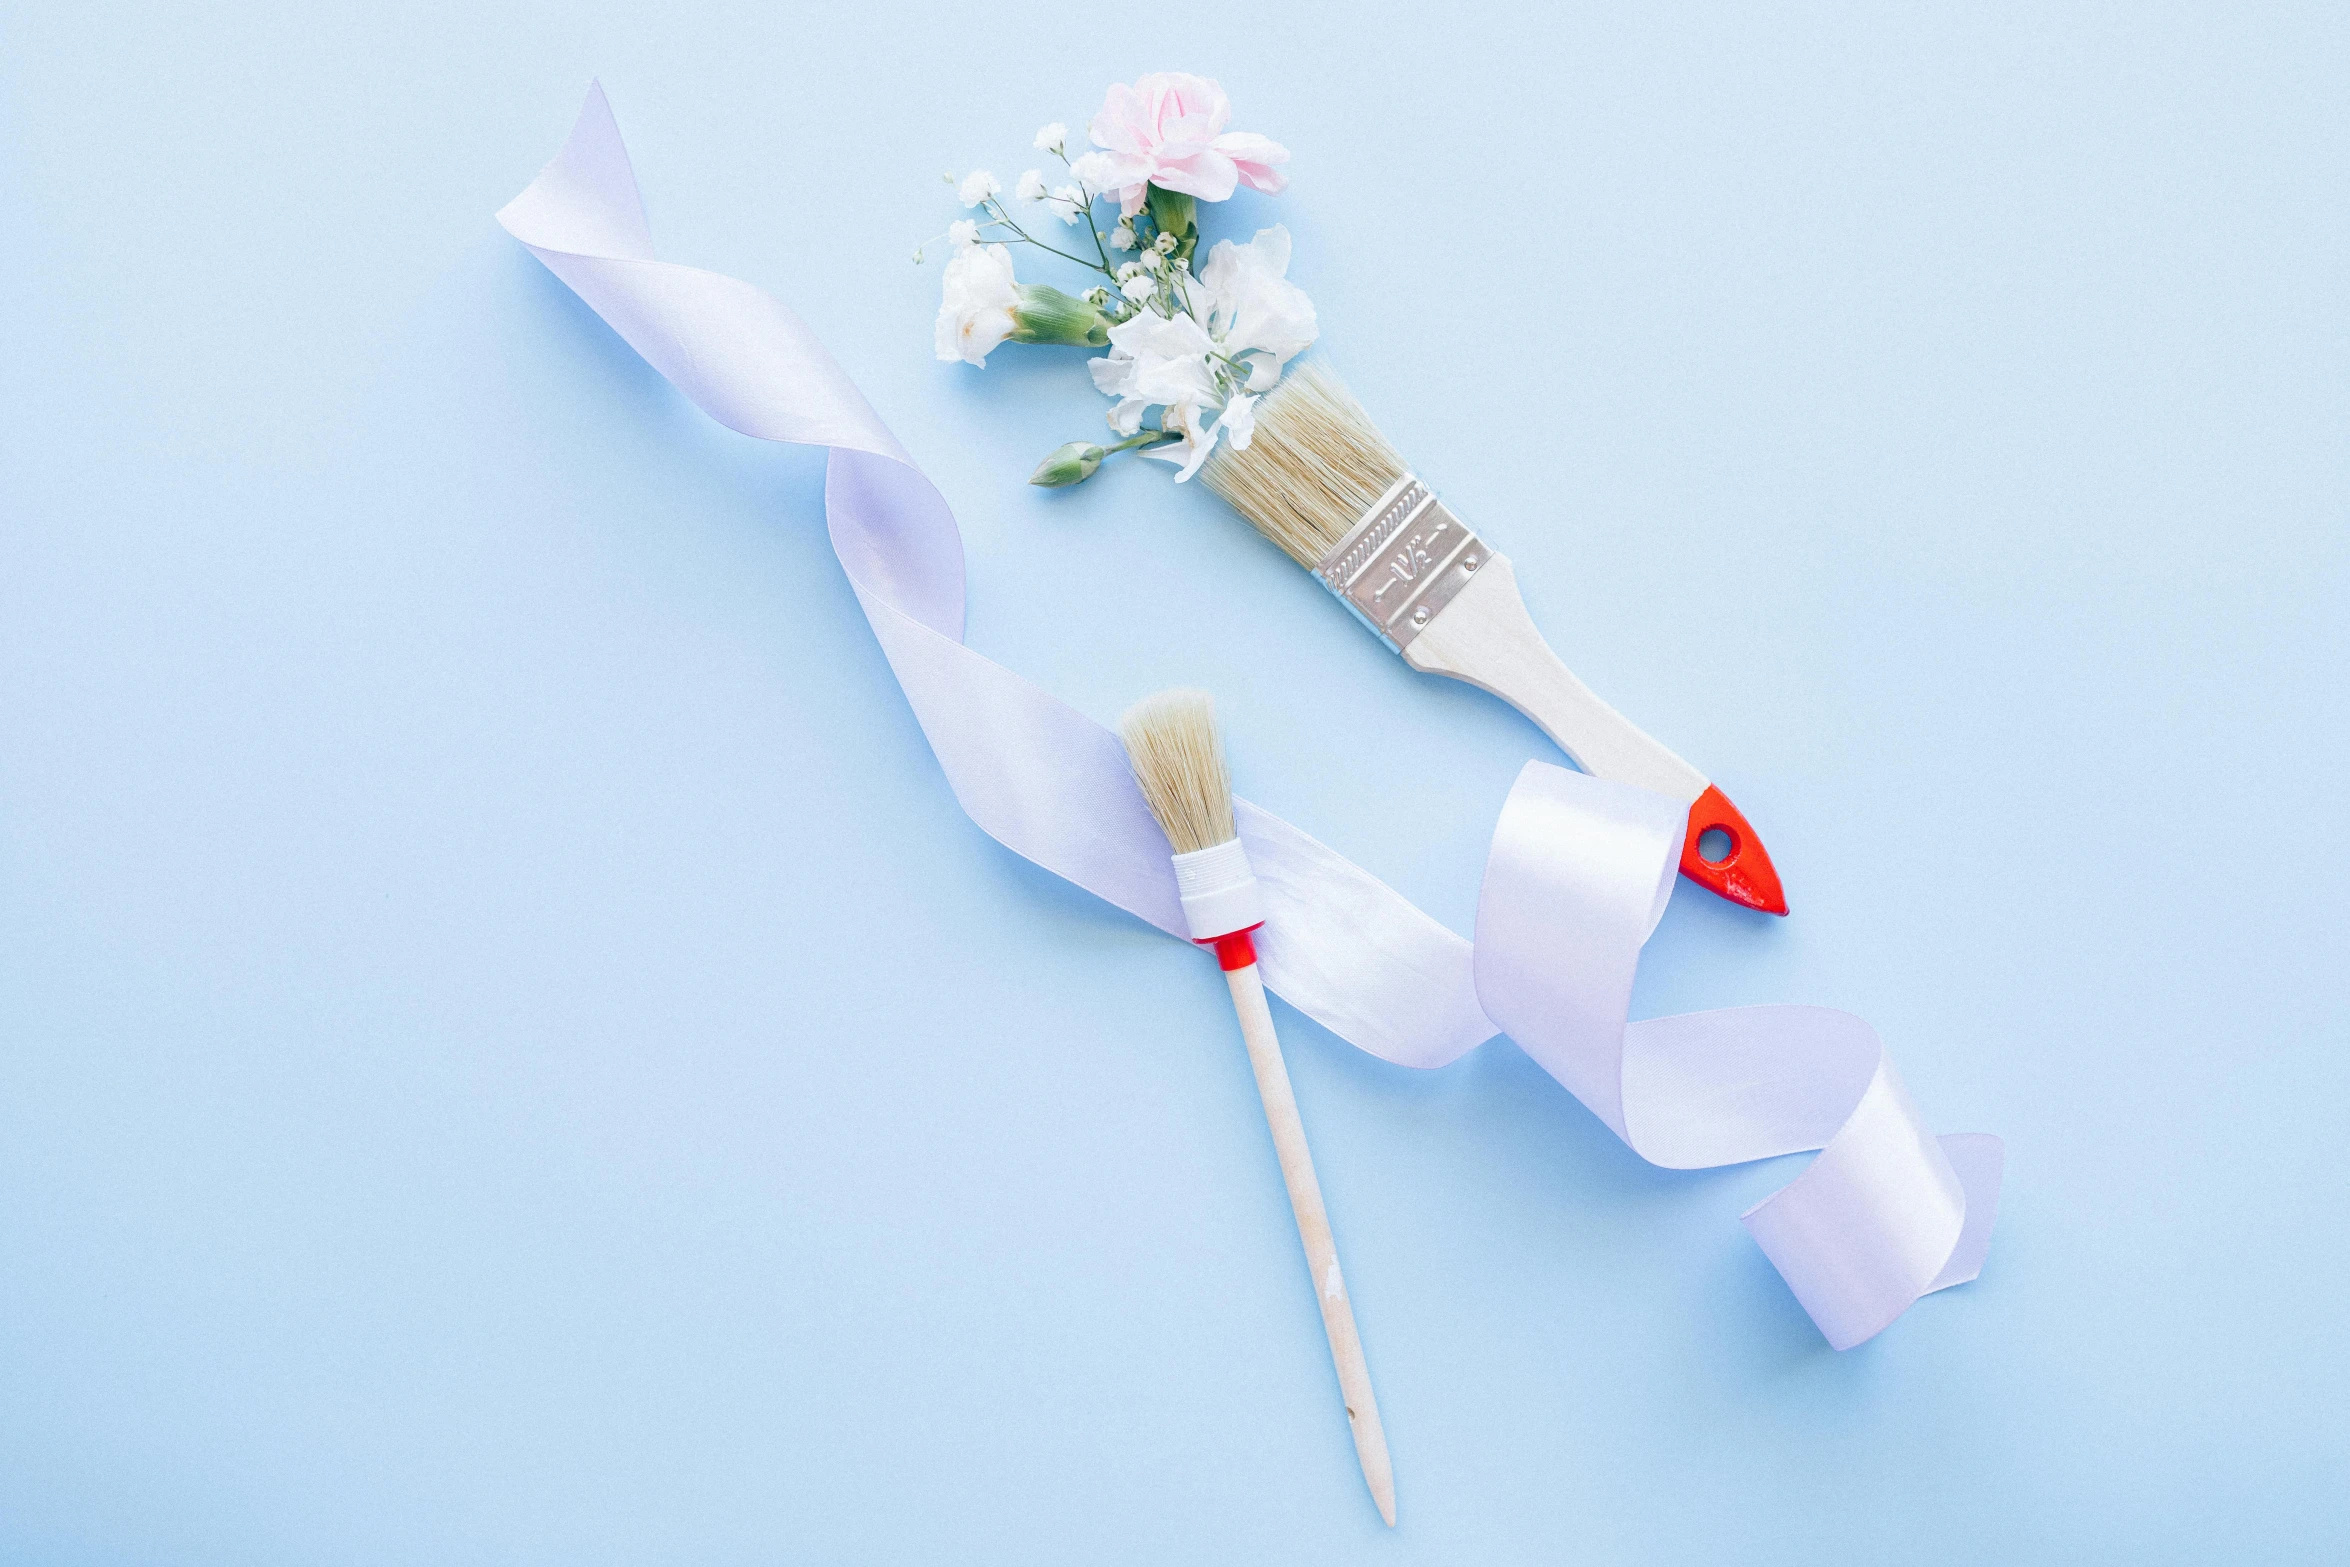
[[1118, 687, 1398, 1528]]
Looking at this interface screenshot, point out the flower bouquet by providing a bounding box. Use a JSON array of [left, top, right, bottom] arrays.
[[925, 73, 1319, 484]]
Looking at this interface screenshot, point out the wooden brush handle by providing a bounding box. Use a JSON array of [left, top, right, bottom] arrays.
[[1401, 552, 1708, 806], [1224, 961, 1397, 1527]]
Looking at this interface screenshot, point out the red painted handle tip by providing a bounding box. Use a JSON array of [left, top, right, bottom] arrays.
[[1677, 785, 1788, 915]]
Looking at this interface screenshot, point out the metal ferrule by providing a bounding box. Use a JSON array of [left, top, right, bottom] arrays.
[[1311, 474, 1488, 652]]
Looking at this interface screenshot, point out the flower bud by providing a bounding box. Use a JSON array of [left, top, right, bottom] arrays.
[[1028, 441, 1105, 487], [1009, 283, 1111, 348], [1143, 184, 1198, 262]]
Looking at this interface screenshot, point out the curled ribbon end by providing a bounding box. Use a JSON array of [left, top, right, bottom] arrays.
[[1678, 784, 1788, 916]]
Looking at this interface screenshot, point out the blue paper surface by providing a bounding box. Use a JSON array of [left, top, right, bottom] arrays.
[[2, 4, 2344, 1561]]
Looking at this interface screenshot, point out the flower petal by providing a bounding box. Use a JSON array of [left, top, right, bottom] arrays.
[[1146, 149, 1240, 204], [1212, 131, 1291, 195]]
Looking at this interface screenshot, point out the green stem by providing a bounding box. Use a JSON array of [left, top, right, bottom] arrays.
[[985, 200, 1118, 277], [1054, 148, 1115, 272]]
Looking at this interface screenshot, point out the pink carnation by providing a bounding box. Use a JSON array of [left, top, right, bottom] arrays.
[[1069, 72, 1290, 217]]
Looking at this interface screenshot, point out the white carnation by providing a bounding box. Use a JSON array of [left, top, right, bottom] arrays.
[[934, 243, 1020, 366]]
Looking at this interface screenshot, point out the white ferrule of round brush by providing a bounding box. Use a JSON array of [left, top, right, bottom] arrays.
[[1119, 687, 1397, 1528], [1171, 836, 1267, 970]]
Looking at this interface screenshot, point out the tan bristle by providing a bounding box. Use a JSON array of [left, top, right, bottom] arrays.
[[1117, 687, 1236, 856], [1201, 360, 1409, 568]]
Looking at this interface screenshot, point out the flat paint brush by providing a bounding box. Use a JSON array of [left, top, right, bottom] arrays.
[[1119, 688, 1398, 1528], [1202, 362, 1788, 915]]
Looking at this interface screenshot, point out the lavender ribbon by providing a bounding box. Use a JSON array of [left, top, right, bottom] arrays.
[[500, 85, 2001, 1349]]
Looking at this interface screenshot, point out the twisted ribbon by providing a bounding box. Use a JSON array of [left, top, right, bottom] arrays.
[[500, 85, 2001, 1349]]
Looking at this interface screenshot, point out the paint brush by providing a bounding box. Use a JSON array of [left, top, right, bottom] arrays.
[[1202, 362, 1788, 915], [1118, 687, 1398, 1528]]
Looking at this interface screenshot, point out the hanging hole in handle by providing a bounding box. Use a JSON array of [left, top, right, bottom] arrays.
[[1696, 826, 1738, 865]]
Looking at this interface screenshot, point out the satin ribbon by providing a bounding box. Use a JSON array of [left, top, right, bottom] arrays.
[[499, 84, 2000, 1349]]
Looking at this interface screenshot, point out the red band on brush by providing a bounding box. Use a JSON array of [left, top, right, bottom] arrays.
[[1196, 925, 1260, 971]]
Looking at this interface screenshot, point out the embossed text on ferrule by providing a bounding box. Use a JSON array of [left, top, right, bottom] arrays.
[[1314, 476, 1487, 651], [1355, 507, 1461, 620]]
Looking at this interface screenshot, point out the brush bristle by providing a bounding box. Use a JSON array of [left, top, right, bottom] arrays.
[[1117, 688, 1236, 856], [1201, 360, 1409, 568]]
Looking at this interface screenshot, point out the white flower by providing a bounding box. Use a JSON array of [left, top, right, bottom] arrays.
[[1119, 273, 1156, 302], [1144, 401, 1214, 479], [1034, 122, 1068, 154], [1198, 225, 1319, 390], [1153, 230, 1178, 256], [1066, 150, 1120, 203], [1170, 267, 1212, 321], [1217, 390, 1259, 452], [1089, 308, 1220, 437], [1109, 222, 1136, 251], [934, 242, 1021, 365], [957, 169, 1000, 207], [1082, 306, 1265, 482], [1016, 169, 1048, 202], [1050, 183, 1088, 224], [1143, 395, 1258, 483], [947, 218, 980, 250]]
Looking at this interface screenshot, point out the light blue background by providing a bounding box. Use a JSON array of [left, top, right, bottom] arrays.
[[5, 3, 2345, 1562]]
